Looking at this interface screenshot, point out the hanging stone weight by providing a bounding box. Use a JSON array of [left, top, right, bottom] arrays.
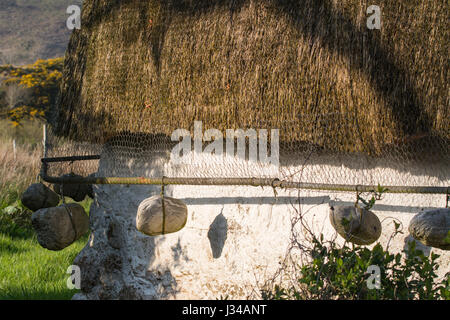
[[21, 183, 60, 212], [31, 203, 89, 251], [53, 173, 91, 202], [329, 205, 382, 245], [409, 208, 450, 250], [136, 195, 188, 236]]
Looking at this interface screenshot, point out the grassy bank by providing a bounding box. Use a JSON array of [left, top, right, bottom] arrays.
[[0, 120, 90, 300]]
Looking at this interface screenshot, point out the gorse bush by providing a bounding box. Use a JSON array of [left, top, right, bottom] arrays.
[[262, 232, 450, 300], [0, 58, 64, 126]]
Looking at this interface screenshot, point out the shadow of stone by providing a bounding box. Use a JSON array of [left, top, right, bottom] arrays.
[[207, 212, 228, 259]]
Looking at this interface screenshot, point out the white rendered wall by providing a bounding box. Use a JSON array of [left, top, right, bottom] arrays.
[[73, 149, 449, 300]]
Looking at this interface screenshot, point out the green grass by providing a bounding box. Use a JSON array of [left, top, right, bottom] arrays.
[[0, 185, 91, 300], [0, 233, 88, 300]]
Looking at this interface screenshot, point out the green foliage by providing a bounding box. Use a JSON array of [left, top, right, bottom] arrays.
[[262, 235, 449, 300], [443, 231, 450, 246], [357, 184, 389, 210], [0, 191, 34, 238]]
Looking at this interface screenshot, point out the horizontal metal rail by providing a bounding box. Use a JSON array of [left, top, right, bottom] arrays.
[[41, 155, 101, 163], [40, 156, 449, 195]]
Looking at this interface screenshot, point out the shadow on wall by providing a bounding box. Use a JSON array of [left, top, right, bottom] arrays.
[[278, 148, 450, 182], [182, 195, 330, 206], [182, 196, 442, 214], [330, 200, 442, 214], [207, 211, 228, 258], [171, 237, 190, 266]]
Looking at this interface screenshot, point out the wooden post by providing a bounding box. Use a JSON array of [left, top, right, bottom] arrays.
[[42, 123, 48, 158], [12, 139, 16, 160], [40, 123, 48, 181]]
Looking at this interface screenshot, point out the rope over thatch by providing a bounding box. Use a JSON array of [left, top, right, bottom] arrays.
[[53, 0, 449, 157]]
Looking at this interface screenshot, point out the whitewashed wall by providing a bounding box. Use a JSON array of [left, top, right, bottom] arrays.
[[72, 150, 449, 300]]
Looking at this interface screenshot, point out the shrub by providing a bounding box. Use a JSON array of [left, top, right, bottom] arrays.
[[262, 230, 450, 300], [261, 184, 449, 300], [0, 191, 34, 238]]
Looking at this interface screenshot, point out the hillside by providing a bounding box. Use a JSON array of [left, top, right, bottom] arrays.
[[0, 0, 83, 66]]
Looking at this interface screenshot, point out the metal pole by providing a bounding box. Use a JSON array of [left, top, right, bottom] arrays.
[[40, 170, 448, 195], [39, 155, 449, 194]]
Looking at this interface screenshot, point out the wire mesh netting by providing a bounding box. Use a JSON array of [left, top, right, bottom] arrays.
[[44, 0, 449, 190], [44, 117, 449, 189]]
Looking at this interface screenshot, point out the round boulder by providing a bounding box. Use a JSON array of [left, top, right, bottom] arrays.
[[31, 203, 89, 251], [21, 183, 60, 212], [409, 208, 450, 250], [136, 195, 188, 236], [329, 205, 382, 245]]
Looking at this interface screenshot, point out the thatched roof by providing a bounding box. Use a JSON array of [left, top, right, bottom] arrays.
[[53, 0, 449, 156]]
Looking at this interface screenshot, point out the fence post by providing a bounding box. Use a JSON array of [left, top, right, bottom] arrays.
[[12, 139, 16, 160], [43, 123, 48, 158], [40, 123, 49, 180]]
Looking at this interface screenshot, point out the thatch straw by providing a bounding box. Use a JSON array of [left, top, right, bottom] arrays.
[[53, 0, 449, 157]]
